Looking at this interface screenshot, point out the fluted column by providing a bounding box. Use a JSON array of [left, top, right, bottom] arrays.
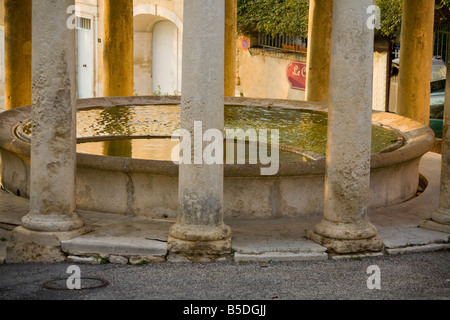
[[168, 0, 231, 261], [103, 0, 134, 97], [397, 0, 435, 125], [307, 0, 384, 254], [305, 0, 333, 103], [4, 0, 32, 110]]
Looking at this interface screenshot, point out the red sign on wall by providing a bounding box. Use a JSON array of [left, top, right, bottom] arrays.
[[287, 61, 307, 91]]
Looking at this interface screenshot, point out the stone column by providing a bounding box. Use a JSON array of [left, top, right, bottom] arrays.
[[168, 0, 231, 261], [4, 0, 32, 110], [7, 0, 86, 263], [307, 0, 384, 254], [397, 0, 435, 125], [225, 0, 237, 97], [305, 0, 333, 103], [420, 45, 450, 234], [103, 0, 134, 97]]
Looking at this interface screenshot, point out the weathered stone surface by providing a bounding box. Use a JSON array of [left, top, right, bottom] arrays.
[[306, 231, 384, 254], [420, 52, 450, 233], [306, 0, 333, 102], [61, 235, 168, 257], [20, 0, 85, 234], [397, 0, 435, 125], [6, 242, 66, 264], [225, 0, 237, 97], [167, 235, 232, 262], [330, 252, 384, 260], [109, 255, 129, 265], [103, 0, 134, 97], [67, 256, 101, 265], [167, 0, 232, 260], [386, 243, 450, 255], [129, 256, 166, 265], [234, 251, 328, 262], [4, 0, 32, 110], [420, 219, 450, 234], [0, 98, 434, 220], [308, 0, 384, 254], [4, 226, 91, 263], [10, 226, 91, 247]]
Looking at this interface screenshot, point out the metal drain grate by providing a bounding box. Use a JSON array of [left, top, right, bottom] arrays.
[[43, 277, 109, 291]]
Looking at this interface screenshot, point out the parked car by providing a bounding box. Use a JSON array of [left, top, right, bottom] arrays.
[[391, 57, 446, 138]]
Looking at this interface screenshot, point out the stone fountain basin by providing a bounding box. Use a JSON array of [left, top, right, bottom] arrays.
[[0, 96, 435, 219]]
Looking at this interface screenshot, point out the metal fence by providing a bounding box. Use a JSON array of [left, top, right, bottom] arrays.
[[434, 27, 449, 62], [256, 28, 449, 61], [257, 33, 307, 53]]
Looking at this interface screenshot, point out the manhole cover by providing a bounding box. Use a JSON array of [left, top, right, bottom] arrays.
[[43, 277, 109, 291]]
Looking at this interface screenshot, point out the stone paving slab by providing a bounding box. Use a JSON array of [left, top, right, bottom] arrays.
[[61, 211, 170, 258], [231, 237, 328, 255], [61, 236, 168, 257], [0, 190, 29, 225], [386, 243, 450, 255], [379, 226, 450, 249]]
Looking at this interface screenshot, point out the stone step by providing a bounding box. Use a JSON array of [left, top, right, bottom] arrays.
[[61, 235, 168, 258]]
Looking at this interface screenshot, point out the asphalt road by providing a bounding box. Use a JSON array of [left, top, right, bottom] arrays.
[[0, 250, 449, 301]]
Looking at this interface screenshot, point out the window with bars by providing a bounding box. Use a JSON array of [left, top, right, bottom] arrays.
[[76, 17, 92, 30]]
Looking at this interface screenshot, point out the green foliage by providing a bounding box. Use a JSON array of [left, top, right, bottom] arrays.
[[376, 0, 403, 39], [237, 0, 309, 37], [435, 0, 450, 28], [375, 0, 450, 39], [237, 0, 450, 40]]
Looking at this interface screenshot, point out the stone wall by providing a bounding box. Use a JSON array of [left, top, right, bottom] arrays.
[[237, 37, 307, 100]]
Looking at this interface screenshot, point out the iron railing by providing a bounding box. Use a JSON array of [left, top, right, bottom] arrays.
[[433, 27, 449, 62], [257, 32, 307, 53]]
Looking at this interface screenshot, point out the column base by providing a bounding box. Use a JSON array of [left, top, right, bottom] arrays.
[[419, 207, 450, 234], [168, 223, 232, 262], [22, 212, 85, 232], [306, 231, 384, 254], [5, 225, 91, 264]]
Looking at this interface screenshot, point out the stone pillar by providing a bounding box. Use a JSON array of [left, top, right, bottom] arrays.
[[168, 0, 231, 261], [305, 0, 333, 103], [7, 0, 86, 263], [397, 0, 435, 125], [103, 0, 134, 97], [420, 46, 450, 234], [307, 0, 384, 254], [4, 0, 32, 110], [225, 0, 237, 97]]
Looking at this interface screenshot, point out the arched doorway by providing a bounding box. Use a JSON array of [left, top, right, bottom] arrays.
[[152, 20, 180, 95], [133, 6, 182, 96]]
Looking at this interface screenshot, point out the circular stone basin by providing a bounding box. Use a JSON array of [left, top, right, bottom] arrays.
[[0, 96, 435, 219]]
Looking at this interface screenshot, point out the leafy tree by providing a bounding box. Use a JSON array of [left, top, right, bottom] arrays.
[[237, 0, 309, 37], [376, 0, 403, 39], [435, 0, 450, 28], [237, 0, 450, 40]]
